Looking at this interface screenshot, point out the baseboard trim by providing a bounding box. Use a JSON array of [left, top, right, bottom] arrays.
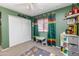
[[1, 40, 32, 52], [1, 47, 10, 51], [56, 46, 60, 48]]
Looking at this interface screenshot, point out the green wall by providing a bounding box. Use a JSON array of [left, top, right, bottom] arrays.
[[0, 6, 33, 49], [55, 6, 71, 46]]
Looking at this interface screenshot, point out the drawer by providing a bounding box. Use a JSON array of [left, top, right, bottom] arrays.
[[68, 37, 78, 44]]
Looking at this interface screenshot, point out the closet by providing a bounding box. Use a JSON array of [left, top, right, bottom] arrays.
[[9, 15, 31, 47]]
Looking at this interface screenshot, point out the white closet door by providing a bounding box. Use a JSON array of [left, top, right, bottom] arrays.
[[9, 15, 31, 47]]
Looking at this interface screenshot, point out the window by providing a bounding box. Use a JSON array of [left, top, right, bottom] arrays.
[[38, 18, 48, 32]]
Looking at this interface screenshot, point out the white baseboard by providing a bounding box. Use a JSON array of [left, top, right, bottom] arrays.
[[56, 46, 60, 48], [1, 48, 10, 51], [1, 40, 32, 52]]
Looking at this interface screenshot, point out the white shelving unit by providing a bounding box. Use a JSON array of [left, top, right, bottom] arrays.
[[61, 34, 79, 56], [61, 13, 79, 56], [66, 34, 77, 37]]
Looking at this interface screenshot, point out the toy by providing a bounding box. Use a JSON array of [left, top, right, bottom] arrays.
[[61, 47, 64, 52], [66, 24, 77, 35], [68, 11, 73, 15], [77, 16, 79, 23], [64, 49, 68, 54], [72, 4, 79, 14]]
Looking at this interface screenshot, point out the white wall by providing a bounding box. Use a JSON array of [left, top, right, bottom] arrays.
[[8, 15, 31, 47]]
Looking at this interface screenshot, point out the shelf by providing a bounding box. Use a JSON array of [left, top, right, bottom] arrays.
[[67, 23, 76, 25], [65, 13, 79, 19], [64, 40, 68, 43], [66, 34, 78, 37]]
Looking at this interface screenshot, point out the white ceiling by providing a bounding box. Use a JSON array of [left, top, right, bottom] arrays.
[[0, 3, 72, 16]]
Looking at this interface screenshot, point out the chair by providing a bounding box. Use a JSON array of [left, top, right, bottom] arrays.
[[39, 32, 48, 46], [41, 38, 47, 46]]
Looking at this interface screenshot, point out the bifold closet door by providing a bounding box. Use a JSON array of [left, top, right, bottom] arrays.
[[9, 15, 31, 47]]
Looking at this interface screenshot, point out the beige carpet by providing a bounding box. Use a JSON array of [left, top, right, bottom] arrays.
[[0, 40, 64, 56], [20, 46, 52, 56]]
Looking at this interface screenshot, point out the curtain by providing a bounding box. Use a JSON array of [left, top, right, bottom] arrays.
[[47, 14, 56, 46], [32, 19, 39, 41], [32, 14, 56, 46]]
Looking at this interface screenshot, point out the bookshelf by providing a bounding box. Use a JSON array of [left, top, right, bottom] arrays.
[[61, 13, 79, 56]]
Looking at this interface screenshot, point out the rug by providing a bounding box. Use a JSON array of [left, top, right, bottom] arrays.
[[20, 46, 53, 56]]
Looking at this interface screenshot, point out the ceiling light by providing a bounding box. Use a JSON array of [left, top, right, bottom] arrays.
[[26, 3, 34, 10], [26, 5, 30, 10]]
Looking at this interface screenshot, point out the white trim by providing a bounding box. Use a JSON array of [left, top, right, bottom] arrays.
[[8, 15, 31, 47], [1, 48, 10, 52], [56, 46, 60, 48], [1, 40, 32, 52]]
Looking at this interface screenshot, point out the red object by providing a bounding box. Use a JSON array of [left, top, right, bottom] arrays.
[[48, 40, 52, 43], [72, 5, 79, 14], [47, 40, 56, 43], [78, 9, 79, 13], [52, 40, 56, 43], [48, 19, 55, 22]]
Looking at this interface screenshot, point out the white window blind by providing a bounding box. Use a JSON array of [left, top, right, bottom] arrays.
[[38, 18, 48, 32]]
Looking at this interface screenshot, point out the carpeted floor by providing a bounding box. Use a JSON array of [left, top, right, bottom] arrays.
[[0, 40, 64, 56], [20, 46, 52, 56]]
